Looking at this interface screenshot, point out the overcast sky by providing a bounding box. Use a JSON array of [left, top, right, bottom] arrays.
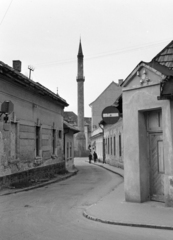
[[1, 0, 173, 117]]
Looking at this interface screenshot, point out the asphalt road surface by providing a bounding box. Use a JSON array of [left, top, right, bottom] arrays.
[[0, 158, 172, 240]]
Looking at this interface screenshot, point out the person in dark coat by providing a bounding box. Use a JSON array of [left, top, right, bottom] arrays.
[[88, 151, 92, 163], [93, 151, 98, 163]]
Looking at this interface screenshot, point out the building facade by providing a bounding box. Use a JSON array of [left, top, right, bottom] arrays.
[[89, 81, 122, 162], [63, 111, 91, 156], [89, 81, 122, 131], [104, 118, 123, 168], [63, 120, 79, 171], [123, 40, 173, 207], [0, 60, 68, 187]]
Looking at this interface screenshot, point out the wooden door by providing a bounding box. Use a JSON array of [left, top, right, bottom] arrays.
[[149, 133, 164, 202]]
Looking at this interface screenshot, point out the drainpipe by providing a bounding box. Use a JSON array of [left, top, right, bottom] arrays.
[[99, 122, 105, 163], [63, 129, 69, 163]]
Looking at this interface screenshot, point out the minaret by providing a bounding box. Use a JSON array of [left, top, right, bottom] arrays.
[[75, 40, 86, 157], [77, 40, 85, 133]]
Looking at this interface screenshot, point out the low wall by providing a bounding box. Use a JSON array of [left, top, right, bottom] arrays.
[[0, 162, 66, 189]]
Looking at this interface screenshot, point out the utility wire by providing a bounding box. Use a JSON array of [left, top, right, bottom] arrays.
[[0, 0, 14, 27], [34, 38, 171, 68]]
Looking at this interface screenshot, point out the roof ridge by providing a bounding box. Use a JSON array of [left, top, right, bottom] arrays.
[[89, 81, 121, 106], [0, 60, 68, 106]]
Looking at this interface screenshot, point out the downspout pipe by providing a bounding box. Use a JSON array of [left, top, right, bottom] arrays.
[[63, 129, 69, 160], [99, 122, 106, 163]]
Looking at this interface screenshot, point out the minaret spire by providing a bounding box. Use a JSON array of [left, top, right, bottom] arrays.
[[77, 39, 85, 82], [77, 39, 83, 57], [75, 39, 86, 157]]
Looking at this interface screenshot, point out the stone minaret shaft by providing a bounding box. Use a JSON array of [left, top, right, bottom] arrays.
[[77, 40, 85, 132]]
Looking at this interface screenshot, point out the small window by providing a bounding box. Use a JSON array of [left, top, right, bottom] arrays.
[[147, 110, 162, 131], [52, 129, 56, 154], [105, 138, 107, 154], [36, 126, 40, 156], [59, 130, 62, 139], [108, 138, 109, 154], [70, 142, 72, 158], [111, 137, 112, 155], [67, 142, 69, 158], [114, 136, 116, 156], [119, 134, 122, 157]]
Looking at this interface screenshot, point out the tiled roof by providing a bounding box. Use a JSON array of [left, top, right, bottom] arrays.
[[123, 40, 173, 87], [64, 111, 91, 130], [123, 60, 173, 88], [84, 117, 91, 125], [147, 61, 173, 76], [64, 111, 77, 124], [63, 120, 79, 134], [0, 61, 68, 107], [113, 94, 122, 113], [152, 40, 173, 70]]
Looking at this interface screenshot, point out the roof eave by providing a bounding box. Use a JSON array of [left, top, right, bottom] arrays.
[[0, 62, 69, 107]]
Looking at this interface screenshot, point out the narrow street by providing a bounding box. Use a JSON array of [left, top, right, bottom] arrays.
[[0, 158, 172, 240]]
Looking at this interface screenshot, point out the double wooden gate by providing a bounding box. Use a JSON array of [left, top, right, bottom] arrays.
[[149, 133, 164, 202], [147, 110, 164, 202]]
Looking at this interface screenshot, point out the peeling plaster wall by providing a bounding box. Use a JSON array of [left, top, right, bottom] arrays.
[[0, 75, 65, 179]]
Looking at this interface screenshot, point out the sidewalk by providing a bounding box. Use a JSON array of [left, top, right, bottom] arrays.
[[83, 161, 173, 230]]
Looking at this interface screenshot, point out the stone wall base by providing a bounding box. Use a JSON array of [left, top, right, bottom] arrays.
[[165, 175, 173, 207], [0, 162, 66, 189]]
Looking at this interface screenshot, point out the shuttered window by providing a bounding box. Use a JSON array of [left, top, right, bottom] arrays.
[[119, 134, 122, 157], [114, 136, 116, 156]]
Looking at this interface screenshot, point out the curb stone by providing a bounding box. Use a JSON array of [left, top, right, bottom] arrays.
[[0, 169, 78, 196], [83, 211, 173, 231], [91, 162, 124, 178]]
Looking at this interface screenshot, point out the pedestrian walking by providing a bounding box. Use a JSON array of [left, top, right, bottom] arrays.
[[88, 151, 92, 164], [93, 151, 98, 163]]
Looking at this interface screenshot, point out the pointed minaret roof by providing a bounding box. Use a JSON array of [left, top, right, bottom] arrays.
[[77, 39, 83, 57]]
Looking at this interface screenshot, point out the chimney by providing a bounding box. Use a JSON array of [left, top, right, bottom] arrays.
[[118, 79, 123, 86], [56, 87, 59, 95], [13, 60, 21, 72]]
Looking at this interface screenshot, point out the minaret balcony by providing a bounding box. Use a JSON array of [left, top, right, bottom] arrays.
[[76, 77, 85, 82]]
